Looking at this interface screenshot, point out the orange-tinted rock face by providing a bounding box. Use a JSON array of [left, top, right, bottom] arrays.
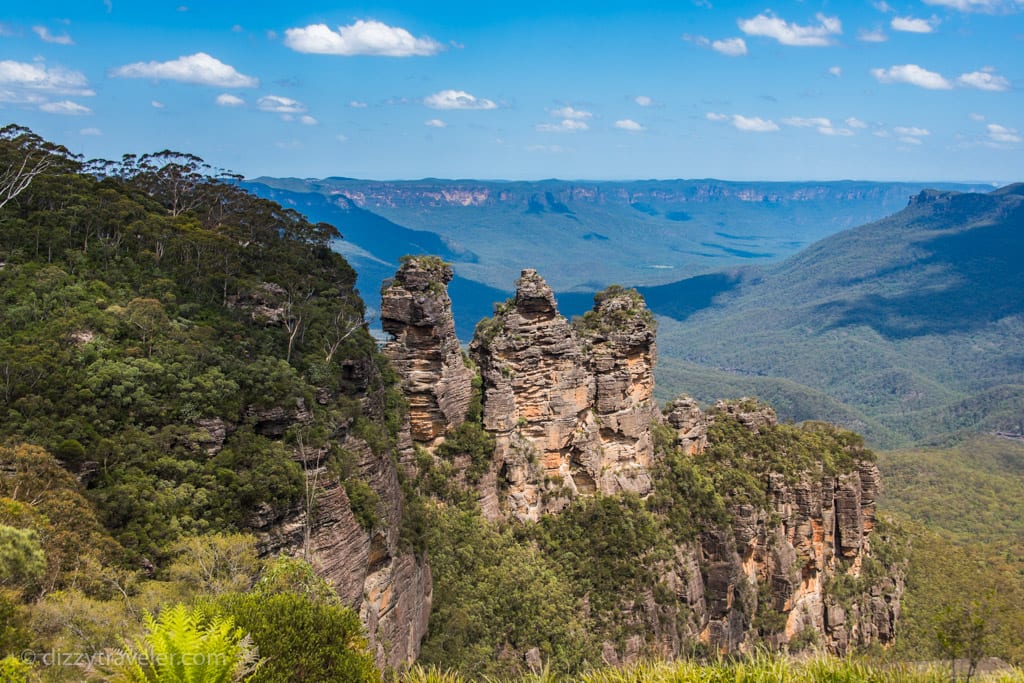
[[380, 257, 473, 445], [469, 272, 658, 520]]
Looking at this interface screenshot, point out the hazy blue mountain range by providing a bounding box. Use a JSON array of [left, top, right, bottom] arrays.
[[244, 178, 987, 336], [655, 184, 1024, 446]]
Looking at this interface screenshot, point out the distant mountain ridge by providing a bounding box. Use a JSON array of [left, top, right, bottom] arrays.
[[655, 184, 1024, 446], [244, 177, 987, 340]]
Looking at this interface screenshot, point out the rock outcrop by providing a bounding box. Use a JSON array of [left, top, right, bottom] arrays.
[[659, 400, 901, 657], [253, 355, 432, 671], [469, 271, 657, 520], [381, 257, 473, 445]]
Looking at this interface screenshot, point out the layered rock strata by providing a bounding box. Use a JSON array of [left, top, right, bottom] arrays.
[[662, 400, 900, 658], [252, 356, 432, 670], [469, 271, 658, 519], [381, 257, 473, 445]]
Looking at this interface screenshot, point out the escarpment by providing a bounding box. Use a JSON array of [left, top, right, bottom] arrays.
[[381, 261, 903, 660], [467, 271, 658, 520], [380, 256, 473, 445]]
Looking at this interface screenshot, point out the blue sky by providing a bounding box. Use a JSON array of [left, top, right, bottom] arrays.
[[1, 0, 1022, 181]]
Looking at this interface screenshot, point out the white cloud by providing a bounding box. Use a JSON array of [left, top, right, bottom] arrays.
[[536, 119, 589, 132], [284, 20, 443, 57], [79, 127, 102, 136], [111, 52, 258, 88], [216, 93, 245, 107], [151, 100, 165, 109], [957, 70, 1011, 91], [898, 136, 924, 145], [705, 112, 729, 121], [732, 115, 780, 132], [614, 119, 644, 131], [845, 117, 868, 128], [550, 106, 592, 120], [894, 126, 930, 137], [424, 89, 496, 110], [40, 100, 91, 115], [635, 95, 653, 107], [891, 16, 939, 32], [526, 144, 568, 153], [874, 1, 894, 11], [712, 37, 748, 56], [783, 116, 856, 136], [258, 95, 306, 113], [0, 60, 93, 95], [871, 64, 952, 89], [829, 66, 842, 77], [349, 100, 368, 108], [335, 134, 348, 143], [783, 116, 832, 128], [424, 118, 447, 128], [969, 112, 986, 121], [987, 123, 1022, 142], [33, 26, 74, 45], [738, 12, 842, 47], [857, 28, 888, 42], [300, 115, 318, 125], [922, 0, 1022, 12]]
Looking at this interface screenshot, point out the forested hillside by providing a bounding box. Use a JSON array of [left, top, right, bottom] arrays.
[[0, 125, 406, 681]]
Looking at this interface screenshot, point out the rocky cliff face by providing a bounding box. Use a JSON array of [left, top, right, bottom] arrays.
[[468, 271, 657, 520], [650, 400, 902, 658], [241, 354, 432, 671], [381, 257, 473, 446], [378, 261, 902, 661]]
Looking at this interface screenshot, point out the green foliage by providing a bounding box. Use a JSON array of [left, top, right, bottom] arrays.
[[0, 526, 45, 590], [118, 603, 258, 683], [434, 420, 496, 483], [344, 479, 381, 531], [418, 505, 589, 678], [215, 591, 380, 683], [0, 655, 32, 683]]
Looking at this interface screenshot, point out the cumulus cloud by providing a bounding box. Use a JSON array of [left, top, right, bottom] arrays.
[[424, 118, 446, 128], [216, 93, 245, 107], [987, 123, 1022, 142], [284, 20, 443, 56], [782, 116, 832, 128], [0, 60, 94, 95], [80, 127, 102, 136], [922, 0, 1022, 12], [957, 70, 1011, 91], [151, 100, 165, 109], [898, 136, 924, 145], [550, 106, 592, 120], [424, 89, 496, 110], [871, 64, 952, 89], [969, 112, 986, 121], [705, 112, 729, 121], [857, 28, 888, 42], [111, 52, 258, 88], [712, 37, 748, 56], [258, 95, 306, 113], [829, 66, 842, 77], [894, 126, 930, 136], [738, 12, 841, 46], [891, 16, 939, 32], [614, 119, 644, 131], [846, 117, 868, 128], [783, 116, 855, 136], [635, 95, 653, 106], [33, 26, 74, 45], [39, 100, 91, 115], [349, 100, 368, 108], [536, 119, 589, 133], [731, 115, 780, 132], [300, 115, 317, 125]]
